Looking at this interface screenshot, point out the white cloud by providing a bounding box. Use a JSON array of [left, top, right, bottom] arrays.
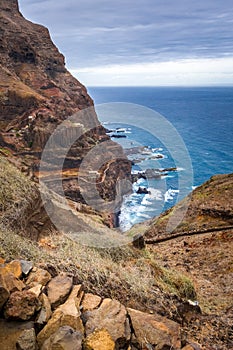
[[70, 57, 233, 86]]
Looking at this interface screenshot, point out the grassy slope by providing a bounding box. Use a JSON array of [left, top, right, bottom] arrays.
[[0, 155, 195, 314]]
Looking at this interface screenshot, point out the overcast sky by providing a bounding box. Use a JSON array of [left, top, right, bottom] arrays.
[[18, 0, 233, 86]]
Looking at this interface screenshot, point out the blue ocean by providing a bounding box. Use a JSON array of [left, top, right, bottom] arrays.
[[88, 87, 233, 230]]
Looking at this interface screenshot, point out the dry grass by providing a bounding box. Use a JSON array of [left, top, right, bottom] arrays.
[[0, 157, 37, 226]]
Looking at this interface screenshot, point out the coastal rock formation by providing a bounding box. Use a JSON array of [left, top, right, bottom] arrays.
[[0, 0, 131, 226]]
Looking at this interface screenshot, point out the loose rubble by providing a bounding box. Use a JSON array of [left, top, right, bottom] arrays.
[[0, 258, 199, 349]]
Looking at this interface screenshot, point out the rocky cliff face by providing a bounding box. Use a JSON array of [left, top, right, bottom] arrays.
[[0, 0, 93, 127], [0, 0, 131, 226]]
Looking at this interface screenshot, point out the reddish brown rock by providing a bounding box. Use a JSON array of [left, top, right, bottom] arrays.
[[4, 290, 41, 321], [81, 293, 102, 312], [0, 266, 25, 292], [47, 273, 73, 309], [26, 267, 51, 287], [85, 298, 130, 348], [127, 308, 181, 350], [83, 329, 115, 350]]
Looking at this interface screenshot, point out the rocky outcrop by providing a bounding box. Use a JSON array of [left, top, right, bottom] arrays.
[[0, 0, 131, 227], [144, 173, 233, 243], [0, 258, 187, 349]]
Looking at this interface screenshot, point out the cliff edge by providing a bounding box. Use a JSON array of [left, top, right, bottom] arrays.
[[0, 0, 131, 227]]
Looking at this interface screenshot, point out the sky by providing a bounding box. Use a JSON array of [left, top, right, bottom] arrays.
[[18, 0, 233, 86]]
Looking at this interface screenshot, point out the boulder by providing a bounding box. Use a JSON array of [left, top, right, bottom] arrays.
[[20, 260, 33, 276], [83, 328, 115, 350], [16, 328, 36, 350], [47, 272, 73, 309], [26, 267, 52, 287], [85, 298, 131, 348], [127, 308, 181, 350], [41, 326, 83, 350], [37, 285, 84, 347], [136, 187, 151, 195], [81, 293, 102, 312], [4, 290, 41, 321], [0, 266, 25, 292], [4, 260, 22, 279], [36, 293, 52, 326]]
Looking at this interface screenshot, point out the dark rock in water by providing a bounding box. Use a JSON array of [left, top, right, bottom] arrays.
[[136, 187, 151, 195], [132, 167, 175, 183], [111, 134, 127, 138]]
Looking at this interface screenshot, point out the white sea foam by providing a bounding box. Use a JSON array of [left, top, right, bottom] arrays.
[[119, 187, 164, 231], [136, 213, 151, 219], [164, 188, 179, 202], [152, 147, 163, 152]]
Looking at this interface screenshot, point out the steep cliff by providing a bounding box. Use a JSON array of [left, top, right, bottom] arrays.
[[0, 0, 131, 225]]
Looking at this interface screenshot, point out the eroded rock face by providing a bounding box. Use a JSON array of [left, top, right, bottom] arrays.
[[0, 0, 132, 228]]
